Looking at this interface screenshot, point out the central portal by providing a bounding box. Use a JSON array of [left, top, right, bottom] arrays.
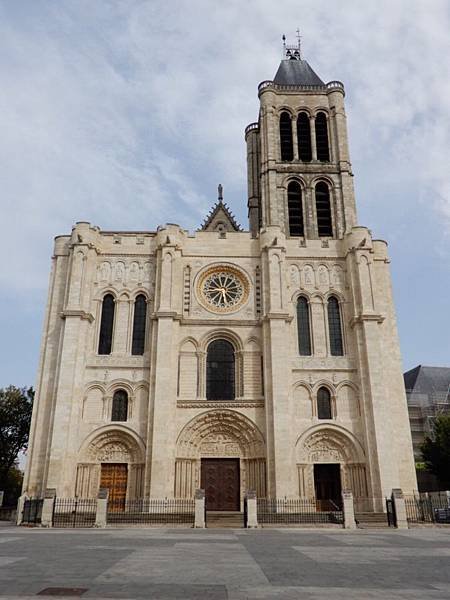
[[314, 463, 342, 510], [201, 458, 240, 511]]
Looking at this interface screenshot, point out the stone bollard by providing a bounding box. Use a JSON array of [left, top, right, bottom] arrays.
[[391, 488, 408, 529], [445, 491, 450, 508], [95, 488, 109, 528], [342, 489, 356, 529], [41, 489, 56, 527], [194, 489, 206, 528], [0, 491, 4, 507], [16, 494, 28, 526], [245, 490, 258, 528]]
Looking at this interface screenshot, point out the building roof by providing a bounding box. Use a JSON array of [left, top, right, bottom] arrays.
[[200, 200, 242, 232], [273, 59, 325, 86], [404, 365, 450, 404]]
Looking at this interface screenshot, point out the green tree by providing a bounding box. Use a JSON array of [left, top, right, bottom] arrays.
[[421, 414, 450, 489], [0, 386, 34, 502]]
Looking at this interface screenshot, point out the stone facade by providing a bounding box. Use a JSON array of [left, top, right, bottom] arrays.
[[23, 44, 417, 505]]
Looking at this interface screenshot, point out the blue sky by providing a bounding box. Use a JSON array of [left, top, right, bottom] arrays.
[[0, 0, 449, 388]]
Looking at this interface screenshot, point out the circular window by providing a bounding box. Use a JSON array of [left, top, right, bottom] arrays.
[[197, 265, 250, 314]]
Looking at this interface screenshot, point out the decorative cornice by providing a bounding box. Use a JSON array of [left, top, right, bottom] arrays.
[[350, 314, 385, 328], [177, 400, 265, 409], [61, 309, 95, 323], [263, 312, 293, 322]]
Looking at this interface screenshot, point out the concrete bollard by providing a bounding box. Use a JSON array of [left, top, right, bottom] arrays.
[[342, 489, 356, 529], [194, 489, 206, 528], [391, 488, 408, 529], [245, 490, 258, 528], [95, 488, 109, 528], [16, 494, 28, 526], [41, 489, 56, 527]]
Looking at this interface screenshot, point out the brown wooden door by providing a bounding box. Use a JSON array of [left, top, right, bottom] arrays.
[[100, 463, 128, 508], [201, 459, 240, 511], [314, 463, 342, 510]]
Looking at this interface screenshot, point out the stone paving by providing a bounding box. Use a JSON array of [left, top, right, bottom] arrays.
[[0, 523, 449, 599]]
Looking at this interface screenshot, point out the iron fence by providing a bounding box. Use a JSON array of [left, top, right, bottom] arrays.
[[257, 498, 343, 525], [404, 493, 450, 524], [53, 498, 97, 528], [22, 498, 43, 524], [106, 498, 195, 525]]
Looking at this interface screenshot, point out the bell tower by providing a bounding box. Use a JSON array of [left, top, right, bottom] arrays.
[[246, 36, 357, 238]]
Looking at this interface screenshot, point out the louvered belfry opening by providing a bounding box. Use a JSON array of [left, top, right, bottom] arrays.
[[279, 112, 294, 161], [297, 113, 312, 161], [131, 294, 147, 355], [287, 181, 304, 236], [315, 182, 333, 237], [327, 296, 344, 356], [296, 296, 312, 356], [98, 294, 115, 355], [315, 112, 330, 161], [206, 339, 235, 400]]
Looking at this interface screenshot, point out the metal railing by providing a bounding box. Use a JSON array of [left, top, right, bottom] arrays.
[[258, 80, 345, 95], [257, 498, 343, 525], [404, 493, 450, 524], [53, 498, 97, 528], [106, 498, 195, 526], [22, 498, 43, 524]]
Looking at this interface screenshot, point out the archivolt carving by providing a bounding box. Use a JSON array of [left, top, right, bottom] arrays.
[[296, 425, 365, 464], [176, 410, 265, 459], [80, 428, 145, 464]]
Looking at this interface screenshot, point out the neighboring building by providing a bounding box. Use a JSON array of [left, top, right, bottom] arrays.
[[23, 39, 417, 510], [404, 365, 450, 491]]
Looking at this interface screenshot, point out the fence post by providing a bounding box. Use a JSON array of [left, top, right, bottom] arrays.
[[41, 489, 56, 527], [245, 490, 258, 528], [446, 491, 450, 508], [391, 488, 408, 529], [16, 494, 28, 526], [341, 489, 356, 529], [95, 488, 109, 528], [194, 489, 205, 528]]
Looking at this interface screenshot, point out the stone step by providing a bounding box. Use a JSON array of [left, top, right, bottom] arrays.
[[355, 512, 390, 527], [206, 511, 244, 528]]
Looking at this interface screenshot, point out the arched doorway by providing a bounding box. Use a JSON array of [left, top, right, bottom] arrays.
[[175, 410, 266, 510]]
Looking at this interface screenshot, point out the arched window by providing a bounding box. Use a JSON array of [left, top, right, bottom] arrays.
[[131, 294, 147, 355], [98, 294, 115, 355], [317, 387, 332, 419], [315, 182, 333, 237], [111, 389, 128, 421], [297, 113, 312, 161], [279, 112, 293, 161], [287, 181, 304, 237], [315, 112, 330, 161], [206, 339, 235, 400], [327, 296, 344, 356], [296, 296, 311, 356]]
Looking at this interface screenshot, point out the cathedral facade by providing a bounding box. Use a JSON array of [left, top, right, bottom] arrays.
[[23, 42, 417, 510]]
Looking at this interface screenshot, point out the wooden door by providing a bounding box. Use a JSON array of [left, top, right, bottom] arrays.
[[313, 463, 342, 510], [201, 458, 240, 511], [100, 463, 128, 508]]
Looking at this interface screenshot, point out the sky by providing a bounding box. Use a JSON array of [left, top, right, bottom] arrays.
[[0, 0, 449, 389]]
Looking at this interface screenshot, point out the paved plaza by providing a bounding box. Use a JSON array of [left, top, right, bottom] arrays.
[[0, 524, 449, 599]]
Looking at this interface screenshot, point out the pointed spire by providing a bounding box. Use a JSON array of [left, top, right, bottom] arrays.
[[200, 185, 242, 232]]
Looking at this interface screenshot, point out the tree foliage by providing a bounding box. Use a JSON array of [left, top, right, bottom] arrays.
[[0, 386, 34, 491], [421, 414, 450, 489]]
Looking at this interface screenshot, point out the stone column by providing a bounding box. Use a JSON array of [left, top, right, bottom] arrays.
[[95, 488, 109, 528], [342, 489, 356, 529], [194, 489, 205, 528], [392, 488, 408, 530], [246, 490, 258, 528], [16, 494, 27, 526], [310, 116, 317, 161], [41, 488, 56, 527], [292, 115, 299, 161]]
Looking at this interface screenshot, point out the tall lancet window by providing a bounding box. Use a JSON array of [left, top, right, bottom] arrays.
[[111, 389, 128, 422], [317, 387, 332, 419], [297, 113, 312, 161], [98, 294, 115, 355], [315, 112, 330, 161], [206, 339, 235, 400], [296, 296, 312, 356], [131, 294, 147, 355], [279, 112, 293, 161], [315, 182, 333, 237], [327, 296, 344, 356], [287, 181, 304, 237]]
